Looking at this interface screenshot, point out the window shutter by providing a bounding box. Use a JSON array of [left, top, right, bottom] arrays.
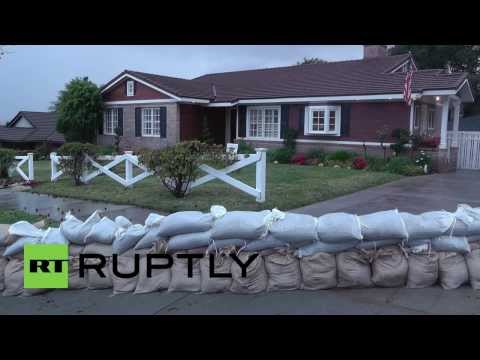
[[299, 106, 305, 135], [340, 104, 351, 136], [99, 111, 104, 135], [117, 108, 123, 136], [238, 106, 246, 137], [280, 104, 289, 138], [132, 81, 136, 96], [160, 107, 167, 138], [135, 108, 142, 137]]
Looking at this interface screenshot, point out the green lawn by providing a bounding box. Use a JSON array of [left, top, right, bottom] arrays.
[[25, 160, 402, 213], [0, 209, 43, 224]]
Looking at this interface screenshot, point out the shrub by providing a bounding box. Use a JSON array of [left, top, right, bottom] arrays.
[[267, 148, 295, 164], [237, 140, 255, 154], [58, 142, 97, 186], [283, 128, 298, 150], [415, 150, 432, 171], [0, 148, 16, 179], [306, 148, 326, 162], [390, 128, 411, 155], [327, 150, 357, 162], [385, 156, 423, 176], [366, 156, 388, 172], [96, 145, 116, 156], [34, 142, 52, 160], [291, 153, 306, 165], [352, 157, 368, 170]]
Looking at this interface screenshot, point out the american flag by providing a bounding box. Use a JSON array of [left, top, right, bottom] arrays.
[[403, 70, 413, 105]]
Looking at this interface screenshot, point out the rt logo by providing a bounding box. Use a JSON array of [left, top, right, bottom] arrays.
[[24, 244, 69, 289]]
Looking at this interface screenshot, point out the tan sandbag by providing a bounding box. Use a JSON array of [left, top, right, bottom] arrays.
[[200, 250, 233, 294], [135, 241, 171, 294], [465, 242, 480, 290], [371, 246, 408, 287], [230, 251, 267, 294], [69, 244, 85, 256], [110, 249, 144, 294], [0, 224, 9, 245], [406, 251, 439, 288], [0, 251, 7, 292], [299, 251, 337, 290], [337, 250, 373, 288], [2, 258, 24, 296], [264, 248, 301, 292], [83, 243, 113, 289], [438, 252, 469, 290], [168, 253, 201, 292], [68, 256, 88, 290]]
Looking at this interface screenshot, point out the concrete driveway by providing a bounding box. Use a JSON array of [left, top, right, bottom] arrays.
[[1, 171, 480, 315]]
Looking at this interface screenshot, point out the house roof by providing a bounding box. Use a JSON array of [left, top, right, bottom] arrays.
[[103, 54, 471, 103], [0, 111, 65, 143]]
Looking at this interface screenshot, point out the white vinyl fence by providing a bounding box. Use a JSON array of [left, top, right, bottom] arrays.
[[448, 131, 480, 170], [14, 153, 34, 182]]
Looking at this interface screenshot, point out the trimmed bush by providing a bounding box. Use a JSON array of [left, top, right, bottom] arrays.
[[352, 157, 368, 170], [385, 156, 424, 176], [327, 150, 357, 162], [365, 156, 388, 172], [237, 140, 256, 154], [306, 148, 326, 162], [0, 148, 15, 179], [58, 142, 97, 186], [96, 145, 116, 156], [267, 148, 295, 164]]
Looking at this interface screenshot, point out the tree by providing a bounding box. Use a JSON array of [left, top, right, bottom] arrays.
[[296, 57, 327, 65], [53, 77, 104, 143]]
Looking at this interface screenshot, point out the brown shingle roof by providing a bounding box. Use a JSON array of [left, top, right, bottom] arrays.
[[0, 111, 65, 143]]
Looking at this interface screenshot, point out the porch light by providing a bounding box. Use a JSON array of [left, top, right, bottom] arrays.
[[436, 96, 440, 102]]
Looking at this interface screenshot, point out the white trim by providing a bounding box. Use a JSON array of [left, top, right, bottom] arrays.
[[141, 108, 163, 138], [240, 138, 394, 147], [104, 99, 177, 105], [304, 105, 341, 136], [208, 102, 233, 107], [126, 80, 135, 97], [179, 97, 210, 104], [246, 105, 281, 140]]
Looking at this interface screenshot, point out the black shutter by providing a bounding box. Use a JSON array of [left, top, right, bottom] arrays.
[[160, 107, 167, 138], [280, 104, 289, 138], [340, 103, 351, 136], [117, 108, 123, 136], [132, 81, 136, 96], [299, 105, 305, 134], [238, 106, 246, 138], [135, 108, 142, 137], [99, 111, 104, 135]]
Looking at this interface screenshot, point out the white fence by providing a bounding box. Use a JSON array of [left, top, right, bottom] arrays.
[[14, 153, 34, 182], [448, 131, 480, 170]]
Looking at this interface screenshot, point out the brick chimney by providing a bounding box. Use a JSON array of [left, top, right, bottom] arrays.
[[363, 45, 388, 59]]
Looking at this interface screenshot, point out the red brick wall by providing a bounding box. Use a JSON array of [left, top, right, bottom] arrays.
[[102, 78, 172, 102], [179, 104, 204, 141]]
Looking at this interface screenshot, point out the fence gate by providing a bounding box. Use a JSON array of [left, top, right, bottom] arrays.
[[454, 132, 480, 170]]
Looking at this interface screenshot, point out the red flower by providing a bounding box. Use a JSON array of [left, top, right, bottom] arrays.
[[352, 157, 368, 170], [291, 153, 306, 165]]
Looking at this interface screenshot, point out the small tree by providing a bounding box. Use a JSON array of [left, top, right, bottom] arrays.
[[113, 127, 121, 154], [0, 148, 16, 186], [297, 57, 328, 65], [53, 77, 103, 143], [199, 116, 214, 145], [58, 143, 96, 186], [390, 128, 411, 156], [376, 125, 390, 160]]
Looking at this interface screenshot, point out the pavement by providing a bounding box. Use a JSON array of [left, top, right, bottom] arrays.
[[1, 170, 480, 315]]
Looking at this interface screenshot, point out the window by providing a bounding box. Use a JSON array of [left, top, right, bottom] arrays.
[[103, 108, 119, 135], [142, 108, 162, 137], [414, 105, 421, 129], [305, 105, 341, 135], [126, 80, 135, 97], [246, 106, 280, 139], [427, 108, 435, 130]]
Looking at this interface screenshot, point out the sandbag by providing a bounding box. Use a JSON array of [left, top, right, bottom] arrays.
[[299, 252, 337, 290], [207, 239, 247, 253], [112, 224, 146, 255], [135, 242, 171, 294], [168, 253, 201, 292], [465, 242, 480, 290], [110, 249, 142, 294], [167, 231, 212, 252], [432, 236, 471, 254], [316, 212, 363, 244], [83, 243, 113, 289], [3, 236, 41, 257], [230, 252, 267, 294], [371, 246, 408, 287], [3, 220, 45, 247], [400, 211, 455, 240], [42, 227, 68, 244], [269, 213, 318, 244], [0, 224, 9, 245], [244, 235, 287, 252], [438, 252, 469, 290], [359, 209, 408, 241], [2, 258, 24, 296], [134, 213, 166, 250], [200, 251, 233, 294], [211, 210, 271, 241], [60, 211, 101, 244], [337, 250, 373, 288], [68, 255, 88, 290], [295, 240, 359, 258], [69, 244, 85, 256], [264, 249, 301, 291], [357, 239, 401, 250], [0, 252, 7, 292], [8, 221, 44, 238], [115, 216, 132, 229], [406, 250, 439, 288], [85, 217, 118, 244], [452, 205, 480, 236], [158, 211, 213, 238]]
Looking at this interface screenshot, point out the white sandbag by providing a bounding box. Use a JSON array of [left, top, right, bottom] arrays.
[[465, 242, 480, 290], [8, 221, 44, 238], [3, 237, 41, 257], [299, 252, 337, 290], [294, 240, 359, 258], [115, 215, 132, 229], [406, 250, 439, 288], [336, 250, 373, 288], [438, 252, 469, 290], [60, 211, 101, 244], [452, 205, 480, 236], [371, 246, 408, 287], [359, 209, 408, 241], [41, 228, 68, 244], [134, 213, 166, 250], [112, 224, 146, 255], [211, 210, 271, 241], [316, 212, 363, 244], [167, 231, 212, 252], [200, 251, 233, 294], [168, 253, 201, 292], [244, 235, 287, 252], [83, 243, 113, 289], [207, 239, 247, 253], [158, 211, 213, 237], [468, 235, 480, 243], [134, 242, 171, 294], [3, 221, 45, 247], [357, 239, 401, 250], [110, 249, 141, 294], [230, 251, 267, 294], [264, 249, 301, 291], [407, 239, 432, 248], [400, 211, 455, 240], [85, 217, 118, 244], [269, 213, 318, 244], [432, 236, 471, 254]]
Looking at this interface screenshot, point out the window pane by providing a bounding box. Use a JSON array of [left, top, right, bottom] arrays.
[[328, 111, 336, 131], [264, 109, 273, 138], [249, 109, 262, 137], [312, 110, 325, 132]]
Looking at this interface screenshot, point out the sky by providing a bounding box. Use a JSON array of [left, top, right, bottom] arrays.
[[0, 45, 363, 124]]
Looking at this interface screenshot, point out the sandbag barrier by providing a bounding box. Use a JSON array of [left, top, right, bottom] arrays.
[[1, 204, 480, 296]]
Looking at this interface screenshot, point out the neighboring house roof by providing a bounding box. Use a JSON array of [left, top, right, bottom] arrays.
[[0, 111, 65, 143], [460, 114, 480, 131], [102, 54, 472, 103]]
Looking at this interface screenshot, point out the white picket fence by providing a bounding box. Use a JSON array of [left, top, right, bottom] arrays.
[[14, 153, 34, 182], [448, 131, 480, 170]]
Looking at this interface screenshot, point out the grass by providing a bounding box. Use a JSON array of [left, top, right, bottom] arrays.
[[0, 209, 43, 224], [25, 160, 403, 213]]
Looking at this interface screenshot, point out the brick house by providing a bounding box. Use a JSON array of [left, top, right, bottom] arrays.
[[99, 45, 474, 171]]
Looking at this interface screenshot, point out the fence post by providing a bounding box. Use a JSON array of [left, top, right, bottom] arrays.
[[124, 151, 133, 187], [50, 152, 57, 182], [27, 153, 34, 181], [255, 148, 267, 203]]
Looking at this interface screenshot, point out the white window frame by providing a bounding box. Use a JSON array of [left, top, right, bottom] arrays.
[[126, 80, 135, 97], [103, 108, 119, 136], [141, 108, 162, 137], [304, 105, 341, 136], [246, 106, 281, 140], [414, 105, 421, 129], [427, 108, 435, 130]]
